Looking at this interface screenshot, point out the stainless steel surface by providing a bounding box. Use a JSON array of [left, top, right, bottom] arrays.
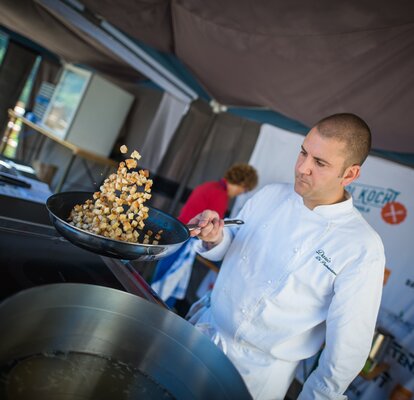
[[0, 211, 165, 304], [102, 257, 168, 308], [186, 219, 244, 231], [0, 283, 251, 400], [46, 191, 190, 260]]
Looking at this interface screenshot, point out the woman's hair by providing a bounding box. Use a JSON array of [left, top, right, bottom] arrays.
[[224, 163, 258, 191]]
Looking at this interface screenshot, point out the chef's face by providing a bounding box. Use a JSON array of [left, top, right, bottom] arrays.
[[294, 127, 360, 209]]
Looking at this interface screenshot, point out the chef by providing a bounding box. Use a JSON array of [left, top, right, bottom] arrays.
[[187, 113, 385, 400]]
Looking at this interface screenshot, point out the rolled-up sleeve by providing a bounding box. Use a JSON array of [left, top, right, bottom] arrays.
[[193, 227, 233, 261], [298, 252, 385, 400], [194, 190, 261, 261]]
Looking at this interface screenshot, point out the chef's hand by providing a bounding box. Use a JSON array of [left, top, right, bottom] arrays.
[[188, 210, 224, 248]]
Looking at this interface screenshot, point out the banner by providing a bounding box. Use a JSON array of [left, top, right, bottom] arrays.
[[234, 124, 414, 399], [347, 155, 414, 399]]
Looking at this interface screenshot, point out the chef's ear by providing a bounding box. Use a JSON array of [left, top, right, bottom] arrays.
[[341, 164, 360, 186]]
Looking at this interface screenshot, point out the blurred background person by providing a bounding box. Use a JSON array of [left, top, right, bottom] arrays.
[[151, 163, 258, 313]]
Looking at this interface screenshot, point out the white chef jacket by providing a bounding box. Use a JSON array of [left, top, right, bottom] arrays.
[[191, 183, 385, 400]]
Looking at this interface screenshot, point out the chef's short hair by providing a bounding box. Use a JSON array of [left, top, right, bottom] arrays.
[[315, 113, 371, 166], [224, 163, 258, 191]]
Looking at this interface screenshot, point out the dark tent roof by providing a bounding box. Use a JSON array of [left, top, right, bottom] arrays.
[[1, 0, 414, 154]]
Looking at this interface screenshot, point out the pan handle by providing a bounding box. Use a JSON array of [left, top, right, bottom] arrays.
[[186, 219, 244, 231]]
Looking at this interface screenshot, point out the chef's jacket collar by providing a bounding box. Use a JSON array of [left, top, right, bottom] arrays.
[[293, 190, 354, 219]]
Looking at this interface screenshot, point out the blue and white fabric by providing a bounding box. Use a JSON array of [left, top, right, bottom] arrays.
[[151, 238, 197, 302]]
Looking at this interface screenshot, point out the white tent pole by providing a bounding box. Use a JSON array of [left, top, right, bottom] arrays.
[[35, 0, 198, 104]]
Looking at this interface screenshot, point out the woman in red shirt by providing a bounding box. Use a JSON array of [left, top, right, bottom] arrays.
[[178, 164, 258, 223]]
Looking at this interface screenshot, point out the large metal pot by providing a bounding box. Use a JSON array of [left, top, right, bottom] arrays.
[[0, 283, 251, 400]]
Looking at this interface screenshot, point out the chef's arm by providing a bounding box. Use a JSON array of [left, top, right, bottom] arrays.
[[194, 226, 233, 261], [192, 190, 257, 260], [298, 256, 384, 400]]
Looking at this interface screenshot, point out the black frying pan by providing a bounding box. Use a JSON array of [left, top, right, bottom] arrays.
[[46, 191, 190, 261]]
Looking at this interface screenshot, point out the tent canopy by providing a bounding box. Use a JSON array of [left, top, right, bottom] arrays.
[[0, 0, 414, 154]]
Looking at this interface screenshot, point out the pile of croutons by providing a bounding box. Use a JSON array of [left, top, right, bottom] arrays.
[[68, 146, 162, 244]]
